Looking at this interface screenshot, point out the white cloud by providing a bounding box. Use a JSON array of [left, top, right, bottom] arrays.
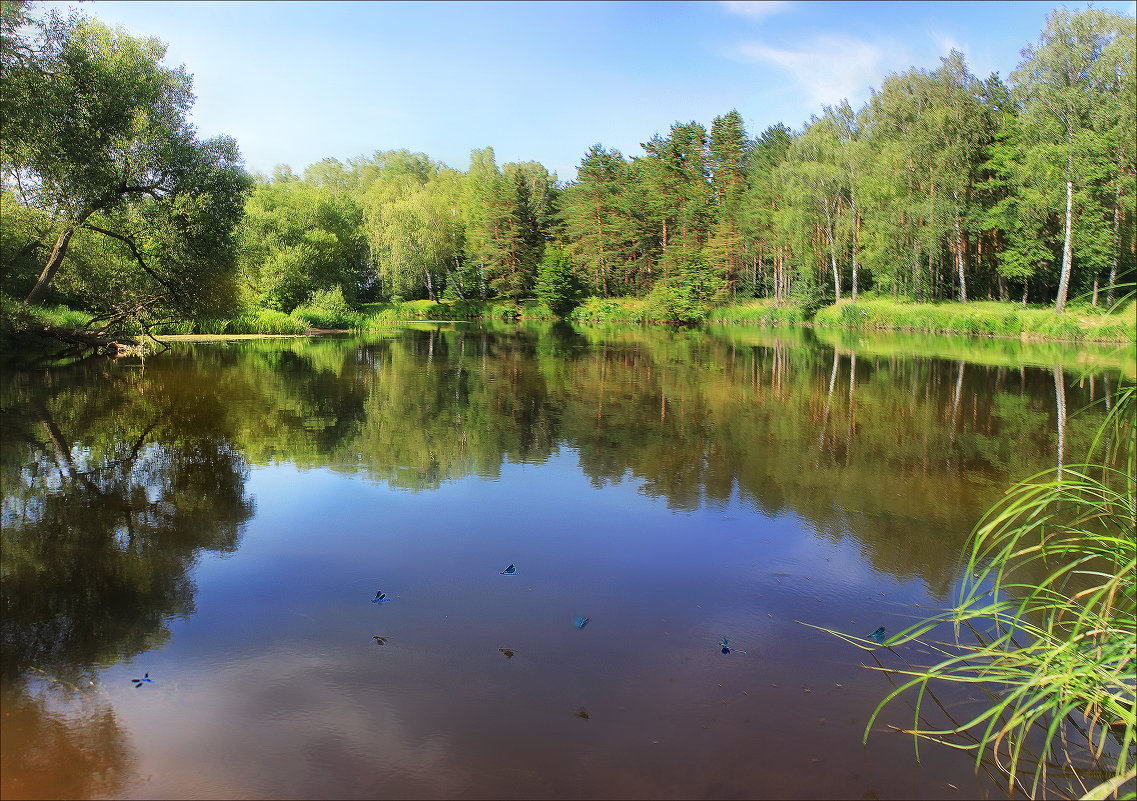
[[721, 1, 792, 21], [735, 34, 908, 109], [931, 31, 963, 57]]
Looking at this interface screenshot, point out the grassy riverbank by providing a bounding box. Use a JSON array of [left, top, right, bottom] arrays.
[[711, 297, 1137, 343], [811, 298, 1136, 342], [5, 293, 1135, 346], [353, 295, 1136, 345]]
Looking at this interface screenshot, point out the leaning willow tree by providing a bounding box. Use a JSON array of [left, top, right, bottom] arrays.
[[0, 0, 252, 348]]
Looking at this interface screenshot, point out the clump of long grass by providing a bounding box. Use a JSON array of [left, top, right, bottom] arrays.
[[570, 296, 645, 324], [231, 309, 308, 334], [811, 383, 1134, 799], [708, 299, 810, 326], [392, 299, 457, 319], [290, 286, 361, 329], [356, 299, 487, 326], [150, 308, 308, 335]]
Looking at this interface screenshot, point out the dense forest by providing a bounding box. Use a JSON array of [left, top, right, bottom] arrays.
[[1, 1, 1134, 338]]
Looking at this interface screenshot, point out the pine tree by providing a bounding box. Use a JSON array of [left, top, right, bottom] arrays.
[[708, 110, 750, 293], [562, 145, 626, 297]]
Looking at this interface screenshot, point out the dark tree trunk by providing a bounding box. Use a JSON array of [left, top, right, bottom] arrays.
[[25, 224, 78, 305]]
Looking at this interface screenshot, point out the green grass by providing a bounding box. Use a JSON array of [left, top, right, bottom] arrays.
[[708, 299, 808, 326], [355, 299, 559, 329], [810, 298, 1136, 343], [232, 309, 309, 334], [358, 299, 488, 325], [12, 293, 1136, 345], [570, 296, 647, 324], [0, 295, 96, 330], [290, 307, 362, 330], [151, 308, 308, 336]]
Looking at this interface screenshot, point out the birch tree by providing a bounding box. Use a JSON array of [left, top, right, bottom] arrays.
[[781, 116, 847, 301], [1012, 8, 1133, 312]]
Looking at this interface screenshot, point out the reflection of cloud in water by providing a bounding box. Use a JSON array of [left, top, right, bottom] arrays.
[[107, 503, 996, 799], [1, 681, 136, 799], [123, 650, 459, 799]]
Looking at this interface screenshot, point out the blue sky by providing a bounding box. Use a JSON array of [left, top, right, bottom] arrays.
[[59, 0, 1137, 181]]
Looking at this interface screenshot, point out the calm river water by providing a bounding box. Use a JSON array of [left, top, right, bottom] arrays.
[[1, 323, 1131, 799]]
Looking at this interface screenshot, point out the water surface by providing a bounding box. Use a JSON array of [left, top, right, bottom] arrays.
[[1, 323, 1126, 799]]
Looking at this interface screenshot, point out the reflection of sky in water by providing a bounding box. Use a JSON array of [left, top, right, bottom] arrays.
[[95, 453, 993, 799]]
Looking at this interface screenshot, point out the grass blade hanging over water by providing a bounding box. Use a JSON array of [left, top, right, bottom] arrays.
[[815, 383, 1135, 799]]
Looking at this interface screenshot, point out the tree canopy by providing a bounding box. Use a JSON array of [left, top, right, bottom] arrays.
[[1, 0, 252, 332]]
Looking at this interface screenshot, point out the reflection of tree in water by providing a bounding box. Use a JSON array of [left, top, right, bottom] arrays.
[[215, 326, 1110, 601], [361, 326, 1112, 598], [349, 327, 560, 489], [257, 345, 370, 453], [232, 328, 1121, 600], [0, 360, 255, 798]]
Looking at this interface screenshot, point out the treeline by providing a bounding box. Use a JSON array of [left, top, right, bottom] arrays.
[[1, 3, 1134, 331], [236, 150, 561, 311], [232, 6, 1135, 319]]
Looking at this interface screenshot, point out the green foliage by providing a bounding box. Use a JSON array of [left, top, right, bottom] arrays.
[[239, 181, 367, 311], [1, 293, 94, 332], [641, 281, 711, 324], [789, 282, 826, 319], [497, 166, 545, 299], [363, 161, 464, 302], [0, 190, 51, 298], [356, 299, 487, 327], [454, 150, 557, 303], [2, 8, 253, 329], [231, 310, 308, 335], [481, 301, 522, 320], [836, 303, 870, 327], [149, 308, 308, 336], [1010, 7, 1135, 313], [570, 296, 645, 324], [290, 286, 361, 329], [706, 300, 806, 326], [561, 144, 632, 297], [534, 248, 584, 318]]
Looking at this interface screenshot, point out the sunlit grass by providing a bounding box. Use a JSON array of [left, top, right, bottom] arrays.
[[151, 309, 308, 335], [355, 299, 547, 327], [0, 294, 95, 330], [707, 300, 807, 326], [9, 291, 1135, 345], [811, 298, 1136, 343], [570, 296, 646, 323]]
